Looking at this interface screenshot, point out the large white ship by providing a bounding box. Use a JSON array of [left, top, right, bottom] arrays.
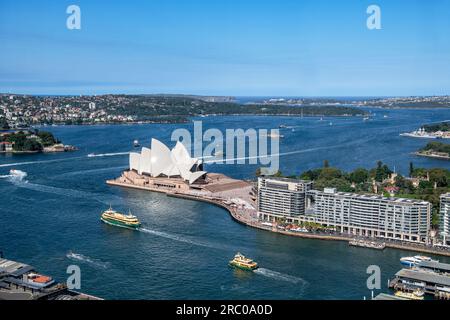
[[400, 127, 438, 139]]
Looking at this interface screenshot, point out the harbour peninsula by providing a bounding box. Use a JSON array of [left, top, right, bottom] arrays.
[[106, 139, 450, 257], [415, 142, 450, 161], [0, 129, 76, 154]]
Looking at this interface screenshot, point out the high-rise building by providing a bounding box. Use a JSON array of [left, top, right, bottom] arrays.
[[440, 193, 450, 246], [306, 188, 431, 243], [257, 177, 313, 219]]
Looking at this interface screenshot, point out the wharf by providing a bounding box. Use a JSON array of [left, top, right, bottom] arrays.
[[417, 260, 450, 275], [372, 293, 407, 300], [0, 258, 101, 300], [389, 268, 450, 298]]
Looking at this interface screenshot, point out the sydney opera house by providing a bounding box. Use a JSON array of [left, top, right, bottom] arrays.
[[109, 138, 251, 198], [129, 139, 207, 185]]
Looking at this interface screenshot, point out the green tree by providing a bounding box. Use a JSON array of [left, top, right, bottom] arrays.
[[432, 211, 440, 228], [319, 167, 343, 180], [300, 169, 322, 181], [409, 162, 414, 178], [394, 175, 406, 189], [37, 131, 57, 147], [350, 168, 369, 184], [418, 180, 434, 190], [0, 117, 9, 130], [6, 132, 27, 151], [428, 168, 449, 188], [314, 177, 353, 192], [23, 138, 43, 152], [374, 161, 392, 182]]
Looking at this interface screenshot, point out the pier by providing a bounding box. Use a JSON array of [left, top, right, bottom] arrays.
[[0, 258, 101, 300], [389, 268, 450, 299]]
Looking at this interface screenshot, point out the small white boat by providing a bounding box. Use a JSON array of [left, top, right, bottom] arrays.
[[400, 255, 438, 267], [9, 169, 26, 177], [133, 140, 140, 147], [9, 169, 27, 180]]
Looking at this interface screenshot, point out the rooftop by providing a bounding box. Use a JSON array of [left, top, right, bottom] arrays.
[[395, 269, 450, 287], [0, 258, 101, 301], [310, 189, 430, 205], [259, 176, 312, 184], [418, 260, 450, 273], [0, 258, 34, 276]]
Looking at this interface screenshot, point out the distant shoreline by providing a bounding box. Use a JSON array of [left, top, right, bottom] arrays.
[[0, 146, 77, 155], [23, 113, 368, 128], [414, 152, 450, 160]]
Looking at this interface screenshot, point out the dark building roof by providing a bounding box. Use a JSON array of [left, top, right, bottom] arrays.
[[418, 261, 450, 273], [396, 269, 450, 287]]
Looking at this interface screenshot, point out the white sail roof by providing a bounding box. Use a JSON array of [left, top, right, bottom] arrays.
[[129, 139, 206, 184], [150, 138, 173, 177], [140, 147, 152, 175], [130, 152, 141, 172]]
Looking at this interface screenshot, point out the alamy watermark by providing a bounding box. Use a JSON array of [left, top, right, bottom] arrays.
[[172, 121, 280, 175], [67, 265, 81, 290], [367, 4, 382, 30], [65, 4, 380, 31], [66, 5, 81, 30]]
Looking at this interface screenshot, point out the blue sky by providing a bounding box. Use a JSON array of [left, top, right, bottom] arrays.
[[0, 0, 449, 96]]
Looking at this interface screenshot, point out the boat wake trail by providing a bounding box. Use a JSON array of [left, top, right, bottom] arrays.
[[203, 138, 371, 164], [139, 227, 219, 249], [0, 151, 127, 169], [88, 152, 129, 158], [6, 178, 122, 205], [61, 166, 128, 177], [254, 268, 308, 286], [66, 252, 111, 269], [0, 157, 87, 168]]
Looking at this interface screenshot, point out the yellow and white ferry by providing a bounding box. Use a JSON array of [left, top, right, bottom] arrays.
[[394, 289, 425, 300], [229, 253, 259, 271], [101, 207, 141, 230]]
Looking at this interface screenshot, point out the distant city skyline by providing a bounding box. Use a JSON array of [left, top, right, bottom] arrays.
[[1, 0, 450, 96]]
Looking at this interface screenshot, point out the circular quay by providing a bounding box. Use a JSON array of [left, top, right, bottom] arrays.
[[1, 0, 450, 318]]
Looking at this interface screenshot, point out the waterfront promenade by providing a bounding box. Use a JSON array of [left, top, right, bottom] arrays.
[[107, 172, 450, 258]]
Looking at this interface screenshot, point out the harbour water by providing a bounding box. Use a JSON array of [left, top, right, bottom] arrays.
[[1, 108, 449, 300]]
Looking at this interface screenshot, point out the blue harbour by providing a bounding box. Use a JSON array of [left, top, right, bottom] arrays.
[[1, 108, 449, 300]]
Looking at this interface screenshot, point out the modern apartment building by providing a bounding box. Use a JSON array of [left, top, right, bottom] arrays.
[[257, 177, 313, 219], [305, 188, 431, 243], [256, 178, 432, 243], [440, 193, 450, 246]]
